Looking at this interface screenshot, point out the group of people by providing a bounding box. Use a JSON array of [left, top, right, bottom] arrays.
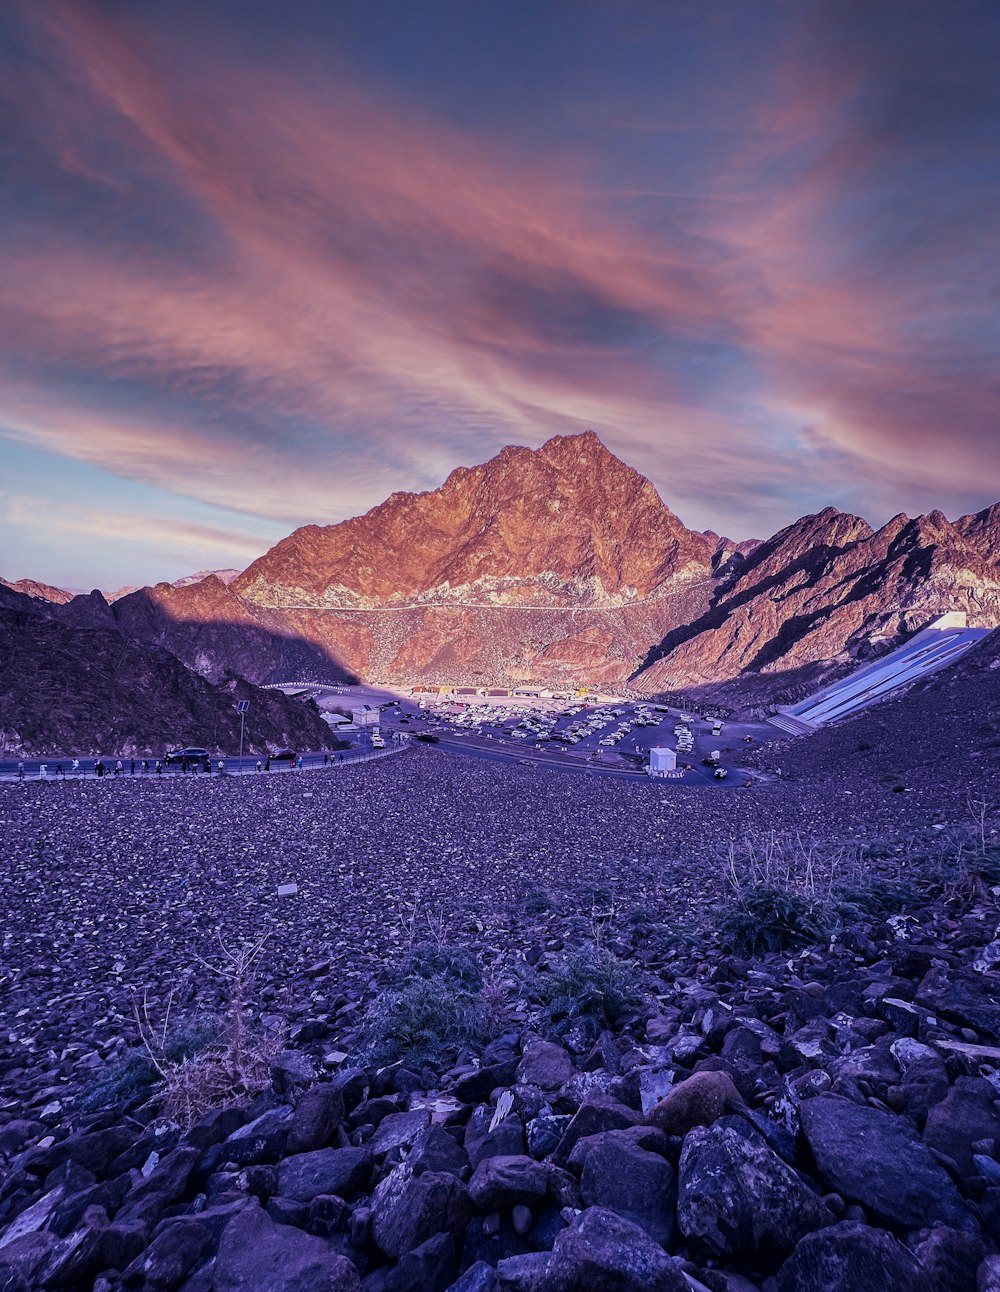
[[15, 745, 370, 782]]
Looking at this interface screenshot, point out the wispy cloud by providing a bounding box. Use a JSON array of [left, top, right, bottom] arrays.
[[0, 0, 997, 585]]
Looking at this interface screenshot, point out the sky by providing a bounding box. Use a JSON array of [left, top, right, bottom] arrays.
[[1, 0, 999, 590]]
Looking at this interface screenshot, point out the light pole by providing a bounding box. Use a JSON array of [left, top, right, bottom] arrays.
[[236, 699, 250, 773]]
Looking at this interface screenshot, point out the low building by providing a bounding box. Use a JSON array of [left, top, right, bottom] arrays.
[[351, 704, 381, 727], [648, 747, 678, 777]]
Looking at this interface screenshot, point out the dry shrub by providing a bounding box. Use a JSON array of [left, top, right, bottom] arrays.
[[135, 935, 283, 1129]]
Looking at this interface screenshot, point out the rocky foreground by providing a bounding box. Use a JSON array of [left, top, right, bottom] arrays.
[[0, 754, 998, 1290]]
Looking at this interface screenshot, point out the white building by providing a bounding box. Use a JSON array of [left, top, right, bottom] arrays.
[[648, 747, 678, 776], [351, 704, 381, 727]]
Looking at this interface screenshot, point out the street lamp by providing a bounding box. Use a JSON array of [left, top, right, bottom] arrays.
[[236, 699, 250, 772]]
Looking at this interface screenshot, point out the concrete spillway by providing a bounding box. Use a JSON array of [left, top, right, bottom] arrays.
[[768, 613, 992, 733]]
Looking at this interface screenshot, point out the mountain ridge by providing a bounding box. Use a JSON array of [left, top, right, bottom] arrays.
[[4, 432, 999, 703]]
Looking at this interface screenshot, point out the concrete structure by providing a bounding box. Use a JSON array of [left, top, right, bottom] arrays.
[[352, 704, 381, 727], [647, 746, 678, 776], [769, 613, 991, 734]]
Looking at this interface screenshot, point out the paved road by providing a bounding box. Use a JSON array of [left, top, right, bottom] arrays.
[[0, 735, 404, 783]]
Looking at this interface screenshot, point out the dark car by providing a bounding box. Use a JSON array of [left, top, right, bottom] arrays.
[[165, 747, 209, 763], [416, 733, 440, 743], [271, 749, 297, 762]]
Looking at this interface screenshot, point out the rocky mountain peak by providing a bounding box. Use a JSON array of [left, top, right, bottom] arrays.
[[233, 431, 715, 609]]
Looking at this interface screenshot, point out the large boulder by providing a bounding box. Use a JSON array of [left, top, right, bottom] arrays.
[[923, 1077, 1000, 1176], [213, 1203, 361, 1291], [775, 1222, 933, 1292], [541, 1208, 687, 1291], [647, 1071, 743, 1137], [799, 1095, 974, 1231], [516, 1043, 574, 1092], [551, 1095, 641, 1169], [677, 1117, 832, 1263], [370, 1166, 471, 1260], [285, 1085, 346, 1155], [579, 1136, 676, 1247], [276, 1148, 372, 1204], [467, 1156, 549, 1212]]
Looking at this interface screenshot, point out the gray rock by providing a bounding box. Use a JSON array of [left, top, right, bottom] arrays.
[[276, 1148, 372, 1203], [495, 1250, 551, 1291], [447, 1260, 499, 1291], [579, 1136, 675, 1246], [453, 1062, 519, 1105], [550, 1094, 640, 1169], [526, 1116, 571, 1162], [775, 1221, 933, 1292], [409, 1125, 469, 1178], [120, 1219, 212, 1289], [369, 1110, 431, 1157], [382, 1231, 456, 1292], [648, 1070, 743, 1137], [799, 1095, 974, 1230], [678, 1117, 832, 1263], [467, 1116, 525, 1170], [285, 1084, 346, 1155], [909, 1225, 987, 1292], [467, 1156, 549, 1212], [213, 1202, 361, 1291], [516, 1043, 573, 1092], [370, 1166, 471, 1260], [541, 1207, 687, 1291], [924, 1077, 1000, 1176]]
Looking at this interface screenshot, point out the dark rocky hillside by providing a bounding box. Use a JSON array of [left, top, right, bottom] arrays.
[[746, 628, 1000, 791], [0, 606, 337, 756], [0, 752, 998, 1290]]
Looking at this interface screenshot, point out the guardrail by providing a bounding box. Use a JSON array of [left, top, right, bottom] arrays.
[[0, 738, 410, 783]]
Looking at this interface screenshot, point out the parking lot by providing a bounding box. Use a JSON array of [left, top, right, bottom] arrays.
[[375, 691, 774, 786]]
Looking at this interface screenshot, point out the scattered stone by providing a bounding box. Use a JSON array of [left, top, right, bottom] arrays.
[[542, 1207, 688, 1291], [775, 1221, 933, 1292], [213, 1202, 361, 1291]]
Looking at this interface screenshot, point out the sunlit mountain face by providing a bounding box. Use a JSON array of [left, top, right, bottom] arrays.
[[1, 0, 998, 590]]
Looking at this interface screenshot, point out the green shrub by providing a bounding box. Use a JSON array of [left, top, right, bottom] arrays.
[[522, 890, 554, 917], [78, 1050, 158, 1112], [360, 971, 506, 1066], [715, 885, 834, 956], [532, 944, 648, 1029], [399, 941, 483, 991]]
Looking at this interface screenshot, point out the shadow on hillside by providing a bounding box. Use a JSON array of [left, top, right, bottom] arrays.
[[100, 588, 361, 687]]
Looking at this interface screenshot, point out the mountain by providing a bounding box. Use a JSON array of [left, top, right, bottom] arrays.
[[0, 577, 74, 605], [234, 431, 714, 609], [95, 433, 721, 686], [632, 505, 1000, 698], [5, 432, 999, 702], [172, 568, 241, 588], [0, 602, 339, 757], [105, 568, 242, 601]]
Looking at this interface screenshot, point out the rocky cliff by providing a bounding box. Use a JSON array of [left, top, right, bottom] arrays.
[[0, 604, 339, 756], [234, 432, 716, 610], [632, 506, 1000, 695], [5, 433, 999, 695]]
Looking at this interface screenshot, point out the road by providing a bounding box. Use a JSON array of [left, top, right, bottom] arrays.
[[1, 691, 776, 789], [0, 733, 403, 783]]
